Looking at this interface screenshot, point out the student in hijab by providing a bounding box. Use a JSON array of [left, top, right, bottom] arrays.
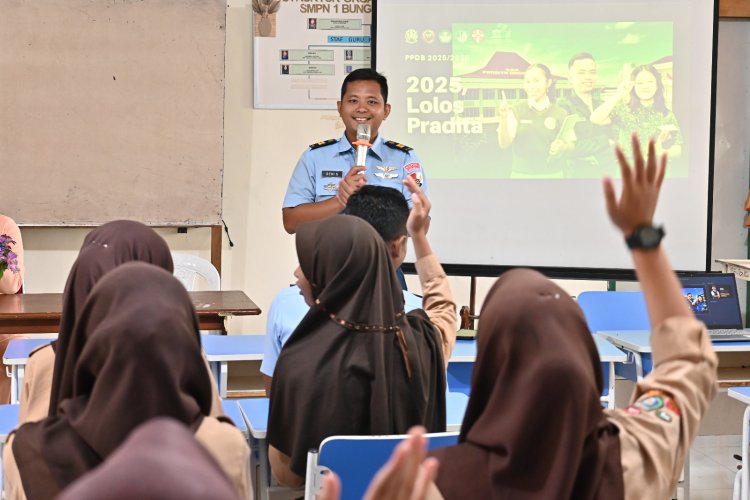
[[0, 214, 25, 403], [5, 263, 250, 500], [57, 418, 241, 500], [18, 220, 222, 423], [267, 177, 456, 487], [429, 134, 717, 499]]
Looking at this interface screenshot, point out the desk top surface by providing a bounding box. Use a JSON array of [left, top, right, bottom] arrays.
[[236, 392, 470, 440], [0, 290, 261, 320], [451, 337, 626, 362], [4, 338, 53, 364], [221, 400, 248, 437], [202, 334, 265, 361], [598, 330, 750, 353], [728, 387, 750, 405]]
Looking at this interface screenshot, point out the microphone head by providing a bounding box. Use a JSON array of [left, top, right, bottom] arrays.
[[356, 123, 371, 142]]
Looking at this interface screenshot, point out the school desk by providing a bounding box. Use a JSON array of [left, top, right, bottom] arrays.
[[201, 334, 265, 398], [3, 338, 53, 404], [0, 290, 261, 335], [447, 337, 627, 408], [598, 330, 750, 386], [236, 392, 470, 500]]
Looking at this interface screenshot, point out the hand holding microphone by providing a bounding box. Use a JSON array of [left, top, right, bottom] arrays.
[[337, 123, 371, 207]]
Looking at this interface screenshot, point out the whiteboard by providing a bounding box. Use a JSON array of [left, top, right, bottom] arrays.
[[0, 0, 226, 226]]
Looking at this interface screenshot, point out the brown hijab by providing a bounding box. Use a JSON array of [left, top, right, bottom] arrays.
[[48, 220, 173, 414], [431, 269, 624, 500], [267, 215, 446, 476], [12, 263, 214, 500], [56, 417, 240, 500]]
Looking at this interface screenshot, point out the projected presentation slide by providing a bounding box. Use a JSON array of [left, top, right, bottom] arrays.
[[384, 20, 685, 180]]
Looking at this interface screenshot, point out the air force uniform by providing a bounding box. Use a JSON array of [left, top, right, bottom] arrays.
[[283, 134, 427, 209]]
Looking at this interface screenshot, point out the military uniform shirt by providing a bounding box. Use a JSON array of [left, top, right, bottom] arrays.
[[282, 134, 427, 209]]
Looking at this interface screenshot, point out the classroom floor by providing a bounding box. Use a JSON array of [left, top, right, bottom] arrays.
[[687, 434, 741, 499]]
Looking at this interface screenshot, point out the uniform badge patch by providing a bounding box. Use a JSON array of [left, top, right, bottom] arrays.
[[309, 139, 336, 150], [322, 170, 342, 178], [323, 182, 338, 192], [377, 166, 397, 172], [656, 410, 673, 423], [635, 396, 664, 412], [404, 162, 421, 173], [374, 173, 398, 179], [625, 406, 641, 416], [409, 172, 423, 186]]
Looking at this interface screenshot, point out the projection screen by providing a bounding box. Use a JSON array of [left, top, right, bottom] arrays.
[[374, 0, 717, 278]]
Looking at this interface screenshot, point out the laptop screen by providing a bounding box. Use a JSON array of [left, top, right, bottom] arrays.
[[678, 273, 743, 329]]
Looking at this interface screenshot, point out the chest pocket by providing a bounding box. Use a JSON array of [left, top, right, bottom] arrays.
[[315, 172, 343, 199]]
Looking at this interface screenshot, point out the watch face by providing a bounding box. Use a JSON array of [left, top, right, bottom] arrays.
[[640, 226, 661, 246]]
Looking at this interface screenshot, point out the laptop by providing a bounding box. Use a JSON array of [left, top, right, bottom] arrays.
[[678, 273, 750, 342]]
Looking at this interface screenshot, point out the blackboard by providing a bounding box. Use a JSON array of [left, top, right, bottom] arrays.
[[0, 0, 226, 226]]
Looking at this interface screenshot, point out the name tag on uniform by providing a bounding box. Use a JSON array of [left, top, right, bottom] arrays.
[[321, 170, 342, 178]]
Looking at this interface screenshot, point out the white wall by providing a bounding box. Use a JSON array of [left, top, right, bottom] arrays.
[[17, 7, 750, 332]]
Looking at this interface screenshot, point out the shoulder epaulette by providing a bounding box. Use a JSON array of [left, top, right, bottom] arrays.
[[309, 139, 337, 150], [384, 140, 413, 152]]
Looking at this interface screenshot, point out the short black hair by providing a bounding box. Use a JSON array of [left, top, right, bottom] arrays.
[[340, 68, 389, 103], [343, 186, 408, 242], [568, 52, 595, 68]]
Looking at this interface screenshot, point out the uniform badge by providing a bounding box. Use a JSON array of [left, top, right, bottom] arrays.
[[665, 399, 681, 416], [635, 396, 664, 412], [656, 410, 673, 423], [321, 170, 342, 178], [625, 406, 641, 416], [374, 173, 398, 179], [323, 182, 338, 192], [377, 166, 397, 172], [409, 172, 423, 186], [404, 162, 421, 173], [309, 139, 336, 150]]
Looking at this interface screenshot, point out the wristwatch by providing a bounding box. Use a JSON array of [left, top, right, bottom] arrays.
[[625, 225, 665, 250]]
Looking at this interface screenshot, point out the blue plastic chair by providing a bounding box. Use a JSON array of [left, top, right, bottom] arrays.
[[577, 291, 650, 332], [304, 431, 459, 500], [577, 291, 650, 401]]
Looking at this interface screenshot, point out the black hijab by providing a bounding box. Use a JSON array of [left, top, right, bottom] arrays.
[[13, 263, 214, 500], [267, 215, 446, 476], [48, 220, 173, 414], [431, 269, 624, 499]]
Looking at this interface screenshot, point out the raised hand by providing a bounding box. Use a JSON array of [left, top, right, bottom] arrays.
[[603, 133, 666, 237], [404, 176, 431, 238]]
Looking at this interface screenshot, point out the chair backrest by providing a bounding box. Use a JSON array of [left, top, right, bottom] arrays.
[[171, 253, 220, 291], [577, 291, 650, 332], [305, 432, 459, 500]]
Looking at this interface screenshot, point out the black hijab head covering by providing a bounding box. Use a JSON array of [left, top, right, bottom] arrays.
[[57, 417, 240, 500], [49, 220, 173, 414], [13, 263, 213, 500], [431, 268, 624, 500], [267, 215, 446, 476]]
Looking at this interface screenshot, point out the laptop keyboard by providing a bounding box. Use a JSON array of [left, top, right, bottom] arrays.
[[710, 329, 747, 336]]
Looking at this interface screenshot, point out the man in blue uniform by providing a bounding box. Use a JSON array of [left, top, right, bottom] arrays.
[[282, 68, 427, 235]]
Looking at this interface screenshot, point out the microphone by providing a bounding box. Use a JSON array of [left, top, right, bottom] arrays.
[[354, 123, 371, 167]]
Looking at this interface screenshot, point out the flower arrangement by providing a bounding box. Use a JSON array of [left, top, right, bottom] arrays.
[[0, 234, 19, 275]]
